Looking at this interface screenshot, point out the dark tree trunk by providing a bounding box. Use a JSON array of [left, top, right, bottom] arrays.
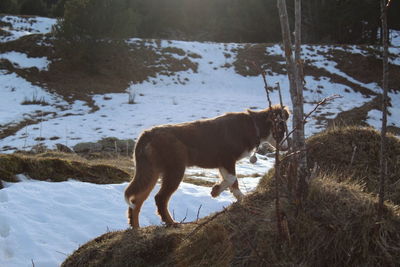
[[378, 0, 389, 219]]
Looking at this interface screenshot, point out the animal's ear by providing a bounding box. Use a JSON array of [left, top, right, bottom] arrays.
[[282, 106, 290, 121]]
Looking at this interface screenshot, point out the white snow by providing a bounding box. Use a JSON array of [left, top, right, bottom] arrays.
[[0, 15, 56, 42], [0, 177, 252, 267], [0, 51, 50, 71]]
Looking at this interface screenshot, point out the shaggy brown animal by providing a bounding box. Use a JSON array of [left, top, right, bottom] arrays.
[[124, 105, 289, 228]]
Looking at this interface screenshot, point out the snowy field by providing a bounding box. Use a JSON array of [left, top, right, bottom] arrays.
[[0, 15, 399, 267]]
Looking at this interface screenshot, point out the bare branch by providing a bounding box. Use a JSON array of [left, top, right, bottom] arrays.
[[195, 204, 202, 222], [278, 94, 342, 148], [261, 71, 273, 108], [180, 208, 189, 224], [277, 82, 284, 108]]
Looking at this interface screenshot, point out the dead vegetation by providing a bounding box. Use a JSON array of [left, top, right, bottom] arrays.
[[307, 126, 400, 204], [61, 127, 400, 266], [0, 152, 132, 188]]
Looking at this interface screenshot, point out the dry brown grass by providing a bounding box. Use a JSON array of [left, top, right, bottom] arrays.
[[62, 171, 400, 267], [61, 127, 400, 267], [307, 126, 400, 204], [0, 152, 131, 186]]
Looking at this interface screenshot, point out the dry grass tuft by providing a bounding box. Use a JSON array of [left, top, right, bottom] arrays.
[[307, 126, 400, 204], [0, 153, 130, 185]]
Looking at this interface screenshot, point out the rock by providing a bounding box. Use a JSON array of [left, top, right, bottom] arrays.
[[55, 143, 74, 153], [98, 137, 135, 154], [30, 143, 47, 154], [73, 142, 103, 153], [72, 137, 135, 156]]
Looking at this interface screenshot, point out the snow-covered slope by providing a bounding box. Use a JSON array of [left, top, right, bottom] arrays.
[[0, 15, 399, 267], [0, 178, 239, 267], [0, 15, 399, 154]]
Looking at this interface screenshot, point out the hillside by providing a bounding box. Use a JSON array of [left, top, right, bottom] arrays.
[[0, 15, 400, 267], [62, 128, 400, 267], [0, 15, 399, 155]]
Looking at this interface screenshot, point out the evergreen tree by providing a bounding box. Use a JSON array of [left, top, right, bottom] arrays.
[[20, 0, 47, 16], [0, 0, 19, 14]]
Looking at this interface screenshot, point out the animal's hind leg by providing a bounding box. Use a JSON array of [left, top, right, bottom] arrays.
[[126, 172, 159, 228], [155, 166, 185, 226]]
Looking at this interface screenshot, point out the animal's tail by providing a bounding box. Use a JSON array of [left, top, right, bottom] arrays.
[[124, 131, 158, 209]]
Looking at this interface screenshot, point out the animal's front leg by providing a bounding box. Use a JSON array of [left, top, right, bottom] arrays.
[[229, 180, 244, 201], [212, 167, 242, 199]]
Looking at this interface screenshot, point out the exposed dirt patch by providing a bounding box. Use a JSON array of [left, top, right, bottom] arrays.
[[327, 97, 381, 128], [232, 44, 380, 98], [233, 43, 286, 77], [304, 64, 378, 97], [0, 34, 53, 58], [330, 49, 400, 92]]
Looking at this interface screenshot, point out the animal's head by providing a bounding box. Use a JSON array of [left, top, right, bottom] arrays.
[[249, 105, 290, 150]]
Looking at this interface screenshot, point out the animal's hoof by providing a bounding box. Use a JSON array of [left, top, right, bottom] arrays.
[[211, 184, 221, 198]]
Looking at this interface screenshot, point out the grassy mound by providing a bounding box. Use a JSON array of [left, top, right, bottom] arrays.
[[61, 126, 400, 266], [62, 173, 400, 266], [307, 126, 400, 204], [0, 153, 130, 187]]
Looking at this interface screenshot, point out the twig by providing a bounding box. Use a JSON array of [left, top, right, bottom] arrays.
[[196, 204, 202, 222], [261, 71, 272, 108], [31, 259, 35, 267], [277, 82, 284, 108], [350, 144, 357, 166], [274, 135, 284, 240], [180, 208, 188, 223], [55, 250, 68, 256], [280, 141, 323, 162], [278, 94, 342, 148]]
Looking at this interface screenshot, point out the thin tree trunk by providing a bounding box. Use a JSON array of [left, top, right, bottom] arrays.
[[378, 0, 389, 219], [294, 0, 306, 168], [277, 0, 308, 201], [277, 0, 297, 103]]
